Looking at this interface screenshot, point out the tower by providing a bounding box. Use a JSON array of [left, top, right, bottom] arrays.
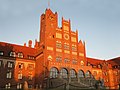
[[39, 8, 58, 43]]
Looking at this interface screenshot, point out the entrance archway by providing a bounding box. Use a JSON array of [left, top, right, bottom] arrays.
[[70, 69, 77, 78], [60, 68, 68, 78], [50, 67, 59, 78], [78, 70, 85, 78]]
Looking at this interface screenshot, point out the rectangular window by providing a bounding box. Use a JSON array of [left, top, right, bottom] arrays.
[[56, 57, 62, 62], [72, 52, 77, 55], [5, 83, 11, 89], [18, 53, 23, 58], [17, 83, 22, 89], [56, 42, 62, 48], [72, 45, 77, 51], [72, 60, 77, 64], [8, 62, 13, 68], [64, 44, 69, 50], [64, 50, 70, 54], [18, 73, 22, 80], [28, 74, 33, 80], [56, 33, 62, 39], [19, 63, 23, 69], [6, 70, 12, 79], [79, 53, 84, 57], [28, 64, 34, 71], [47, 46, 53, 51], [28, 56, 35, 59], [71, 37, 76, 42], [64, 58, 70, 63], [63, 25, 69, 31]]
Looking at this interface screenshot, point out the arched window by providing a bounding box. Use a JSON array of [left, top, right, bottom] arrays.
[[60, 68, 68, 78], [18, 52, 23, 58], [50, 67, 58, 78], [70, 69, 76, 78], [85, 70, 91, 78], [10, 51, 16, 57], [78, 70, 85, 78]]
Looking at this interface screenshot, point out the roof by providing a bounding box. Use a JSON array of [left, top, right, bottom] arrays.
[[87, 57, 104, 65], [107, 57, 120, 66], [0, 41, 37, 59]]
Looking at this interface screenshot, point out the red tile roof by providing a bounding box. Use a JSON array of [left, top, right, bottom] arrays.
[[0, 42, 37, 59], [107, 57, 120, 66], [87, 57, 103, 65]]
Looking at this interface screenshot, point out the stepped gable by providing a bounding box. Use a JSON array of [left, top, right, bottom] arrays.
[[0, 41, 37, 59], [87, 57, 103, 65]]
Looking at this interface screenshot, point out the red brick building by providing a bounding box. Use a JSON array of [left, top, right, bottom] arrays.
[[0, 8, 120, 89]]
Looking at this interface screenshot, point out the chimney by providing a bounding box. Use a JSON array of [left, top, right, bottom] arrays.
[[24, 43, 26, 46], [28, 40, 32, 48]]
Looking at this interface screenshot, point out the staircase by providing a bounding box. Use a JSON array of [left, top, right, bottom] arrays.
[[44, 77, 105, 90]]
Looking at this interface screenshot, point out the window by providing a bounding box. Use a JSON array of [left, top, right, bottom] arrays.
[[70, 69, 76, 78], [28, 56, 35, 59], [56, 42, 62, 48], [18, 73, 22, 80], [50, 67, 58, 78], [60, 68, 68, 78], [0, 51, 4, 56], [28, 64, 34, 71], [56, 33, 62, 39], [93, 71, 97, 76], [17, 83, 22, 89], [85, 71, 91, 78], [80, 61, 84, 66], [87, 62, 91, 66], [114, 71, 118, 76], [72, 60, 77, 64], [71, 37, 76, 42], [78, 70, 85, 78], [64, 50, 70, 54], [104, 72, 108, 76], [64, 44, 69, 50], [18, 52, 23, 58], [5, 83, 11, 89], [47, 46, 53, 51], [98, 64, 102, 68], [19, 63, 23, 69], [72, 45, 77, 51], [10, 51, 16, 57], [64, 58, 70, 63], [6, 70, 12, 79], [0, 62, 1, 67], [28, 74, 33, 80], [63, 25, 69, 31], [72, 52, 77, 55], [28, 85, 33, 89], [56, 56, 62, 62], [8, 62, 13, 68]]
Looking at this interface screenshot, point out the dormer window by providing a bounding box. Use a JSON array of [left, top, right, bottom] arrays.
[[8, 62, 13, 68], [28, 56, 35, 60], [98, 64, 102, 68], [10, 51, 16, 57], [87, 62, 91, 66], [0, 51, 4, 56], [18, 52, 23, 58]]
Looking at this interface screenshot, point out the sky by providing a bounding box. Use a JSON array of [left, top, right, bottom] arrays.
[[0, 0, 120, 60]]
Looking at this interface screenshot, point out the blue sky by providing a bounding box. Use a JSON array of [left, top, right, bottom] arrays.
[[0, 0, 120, 60]]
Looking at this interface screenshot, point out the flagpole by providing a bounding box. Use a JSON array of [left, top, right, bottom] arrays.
[[48, 0, 50, 8]]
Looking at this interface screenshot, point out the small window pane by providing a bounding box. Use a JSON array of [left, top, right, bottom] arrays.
[[0, 51, 4, 56]]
